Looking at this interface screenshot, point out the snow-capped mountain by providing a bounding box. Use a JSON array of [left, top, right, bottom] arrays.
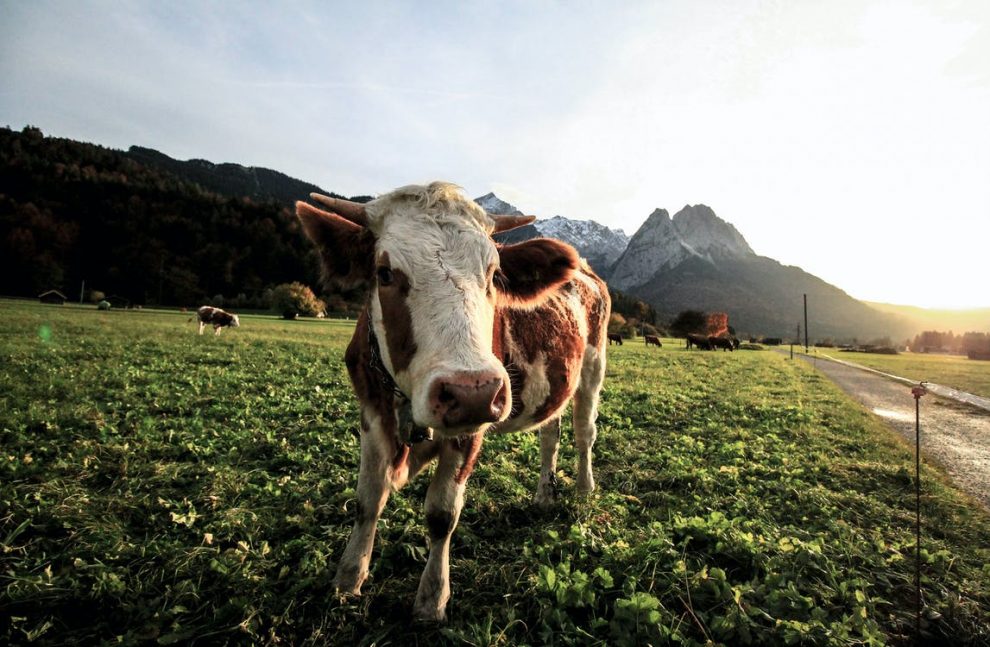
[[537, 215, 629, 270], [475, 193, 629, 274]]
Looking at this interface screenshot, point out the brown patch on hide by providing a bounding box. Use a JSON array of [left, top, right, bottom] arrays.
[[495, 270, 608, 423], [496, 238, 579, 305], [492, 312, 527, 420], [533, 352, 576, 421], [346, 308, 397, 433], [490, 262, 609, 427], [296, 201, 375, 290], [497, 295, 583, 425], [454, 434, 484, 484], [376, 252, 417, 374]]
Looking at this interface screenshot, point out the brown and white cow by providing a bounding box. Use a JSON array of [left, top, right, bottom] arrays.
[[194, 305, 240, 335], [295, 182, 610, 622]]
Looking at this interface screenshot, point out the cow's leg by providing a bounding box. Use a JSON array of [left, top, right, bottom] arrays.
[[573, 347, 605, 494], [395, 439, 442, 490], [198, 321, 205, 335], [214, 325, 221, 336], [533, 417, 561, 507], [334, 410, 397, 595], [414, 434, 482, 622]]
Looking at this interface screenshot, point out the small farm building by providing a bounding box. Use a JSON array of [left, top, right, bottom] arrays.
[[38, 290, 67, 305]]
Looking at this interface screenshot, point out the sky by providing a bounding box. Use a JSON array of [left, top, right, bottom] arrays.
[[2, 0, 988, 309]]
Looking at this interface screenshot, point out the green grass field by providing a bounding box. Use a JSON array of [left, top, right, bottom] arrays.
[[2, 301, 989, 645], [813, 349, 990, 400]]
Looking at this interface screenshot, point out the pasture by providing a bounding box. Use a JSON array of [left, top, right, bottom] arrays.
[[814, 349, 990, 400], [2, 300, 989, 645]]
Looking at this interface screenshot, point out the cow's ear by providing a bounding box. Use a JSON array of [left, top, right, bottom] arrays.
[[296, 201, 375, 289], [496, 238, 579, 304]]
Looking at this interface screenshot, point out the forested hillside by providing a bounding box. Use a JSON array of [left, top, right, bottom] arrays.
[[0, 126, 353, 307]]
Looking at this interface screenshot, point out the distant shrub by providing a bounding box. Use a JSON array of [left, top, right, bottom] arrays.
[[97, 300, 111, 310], [89, 290, 105, 303], [670, 310, 707, 337], [270, 282, 326, 319]]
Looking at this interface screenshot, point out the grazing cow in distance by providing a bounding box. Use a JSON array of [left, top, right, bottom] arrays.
[[686, 332, 713, 350], [710, 335, 736, 351], [607, 332, 624, 345], [644, 335, 662, 347], [193, 305, 240, 335], [295, 182, 610, 622]]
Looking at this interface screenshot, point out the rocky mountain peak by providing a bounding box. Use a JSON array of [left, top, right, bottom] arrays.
[[672, 204, 754, 258], [475, 192, 523, 216], [608, 204, 754, 290], [645, 207, 671, 224]]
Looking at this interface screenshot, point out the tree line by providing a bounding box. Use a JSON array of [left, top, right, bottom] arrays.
[[1, 126, 669, 323], [0, 126, 329, 307], [911, 330, 990, 355]]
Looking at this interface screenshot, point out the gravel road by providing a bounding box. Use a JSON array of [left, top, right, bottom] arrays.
[[794, 353, 990, 509]]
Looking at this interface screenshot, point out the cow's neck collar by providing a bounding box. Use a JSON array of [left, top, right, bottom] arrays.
[[367, 324, 432, 444]]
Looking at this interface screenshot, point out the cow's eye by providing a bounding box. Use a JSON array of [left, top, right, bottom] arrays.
[[377, 267, 394, 286], [486, 265, 499, 297], [493, 269, 508, 291]]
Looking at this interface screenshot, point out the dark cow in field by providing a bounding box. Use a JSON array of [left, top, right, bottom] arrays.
[[644, 334, 662, 347], [296, 182, 610, 622], [710, 335, 737, 351], [607, 332, 623, 345], [686, 332, 713, 350], [193, 305, 240, 335]]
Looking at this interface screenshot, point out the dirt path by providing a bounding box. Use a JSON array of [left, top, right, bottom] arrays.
[[793, 353, 990, 509]]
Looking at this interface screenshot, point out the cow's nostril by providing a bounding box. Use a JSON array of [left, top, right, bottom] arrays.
[[431, 373, 508, 427], [491, 382, 508, 417]]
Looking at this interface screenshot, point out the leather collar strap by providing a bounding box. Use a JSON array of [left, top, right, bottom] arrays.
[[367, 325, 432, 444]]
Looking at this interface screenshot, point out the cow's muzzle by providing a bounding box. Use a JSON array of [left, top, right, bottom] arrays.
[[428, 371, 508, 428]]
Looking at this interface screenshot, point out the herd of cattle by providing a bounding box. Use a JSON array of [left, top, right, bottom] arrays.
[[686, 332, 741, 351], [607, 331, 739, 351], [197, 310, 738, 353]]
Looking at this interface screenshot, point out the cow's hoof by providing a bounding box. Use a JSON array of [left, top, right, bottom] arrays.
[[576, 476, 595, 495], [333, 570, 367, 597], [412, 604, 447, 624], [533, 491, 557, 509]]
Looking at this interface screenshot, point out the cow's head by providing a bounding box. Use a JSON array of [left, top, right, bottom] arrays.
[[230, 314, 240, 327], [297, 182, 578, 437]]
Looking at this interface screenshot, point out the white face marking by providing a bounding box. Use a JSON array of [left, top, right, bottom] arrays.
[[364, 187, 509, 430]]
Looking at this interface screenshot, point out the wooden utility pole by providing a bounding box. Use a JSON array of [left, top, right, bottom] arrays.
[[803, 294, 809, 352]]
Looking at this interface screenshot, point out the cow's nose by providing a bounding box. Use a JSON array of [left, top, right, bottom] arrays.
[[429, 372, 508, 427]]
